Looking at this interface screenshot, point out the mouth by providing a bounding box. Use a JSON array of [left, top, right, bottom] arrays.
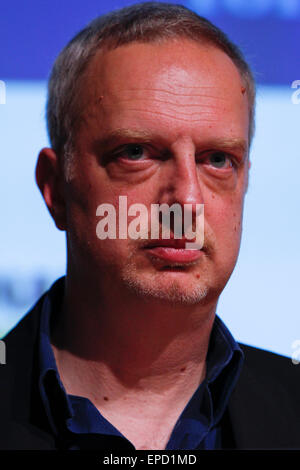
[[144, 238, 203, 264]]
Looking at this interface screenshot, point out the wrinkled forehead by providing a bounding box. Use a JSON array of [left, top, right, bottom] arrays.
[[84, 39, 245, 97], [75, 39, 249, 144]]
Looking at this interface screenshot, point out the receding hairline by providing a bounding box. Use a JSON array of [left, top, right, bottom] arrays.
[[69, 36, 252, 139], [46, 2, 256, 170]]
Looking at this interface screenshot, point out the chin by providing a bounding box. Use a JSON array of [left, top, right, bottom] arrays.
[[121, 271, 209, 305]]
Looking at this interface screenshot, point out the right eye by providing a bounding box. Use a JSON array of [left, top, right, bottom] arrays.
[[116, 144, 148, 161]]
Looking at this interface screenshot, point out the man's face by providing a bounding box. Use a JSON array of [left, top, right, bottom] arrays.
[[62, 39, 249, 305]]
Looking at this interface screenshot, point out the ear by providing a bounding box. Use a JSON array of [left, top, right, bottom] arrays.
[[35, 147, 67, 231]]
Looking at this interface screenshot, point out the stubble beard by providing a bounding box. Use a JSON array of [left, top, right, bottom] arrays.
[[120, 252, 209, 306]]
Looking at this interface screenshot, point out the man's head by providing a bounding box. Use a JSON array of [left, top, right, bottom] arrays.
[[36, 2, 254, 307], [46, 1, 255, 179]]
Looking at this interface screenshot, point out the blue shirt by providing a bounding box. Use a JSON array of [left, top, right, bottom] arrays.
[[38, 278, 243, 450]]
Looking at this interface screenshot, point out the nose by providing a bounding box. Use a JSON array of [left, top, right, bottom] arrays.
[[159, 140, 204, 211]]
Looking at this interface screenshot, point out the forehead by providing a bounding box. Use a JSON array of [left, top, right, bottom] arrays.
[[78, 39, 249, 145]]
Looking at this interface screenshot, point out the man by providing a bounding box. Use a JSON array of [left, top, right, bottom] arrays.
[[1, 2, 299, 450]]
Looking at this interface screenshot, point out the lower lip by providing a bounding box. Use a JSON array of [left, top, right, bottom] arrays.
[[146, 247, 202, 263]]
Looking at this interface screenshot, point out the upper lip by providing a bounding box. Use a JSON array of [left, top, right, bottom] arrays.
[[144, 238, 197, 249]]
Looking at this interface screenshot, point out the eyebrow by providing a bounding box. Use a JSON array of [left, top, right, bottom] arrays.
[[199, 138, 248, 155], [95, 128, 248, 155], [95, 128, 155, 147]]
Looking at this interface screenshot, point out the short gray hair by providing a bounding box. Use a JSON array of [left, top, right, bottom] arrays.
[[46, 1, 256, 173]]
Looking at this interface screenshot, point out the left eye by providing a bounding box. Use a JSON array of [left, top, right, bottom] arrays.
[[208, 152, 232, 169], [121, 144, 146, 160]]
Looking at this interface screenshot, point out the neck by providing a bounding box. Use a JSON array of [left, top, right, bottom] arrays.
[[51, 273, 217, 403]]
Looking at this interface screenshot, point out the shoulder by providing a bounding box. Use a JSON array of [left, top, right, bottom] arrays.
[[1, 276, 65, 357], [1, 294, 44, 363], [233, 343, 300, 420], [0, 293, 44, 400], [238, 342, 300, 388], [226, 344, 300, 448], [240, 342, 294, 365], [0, 290, 56, 449]]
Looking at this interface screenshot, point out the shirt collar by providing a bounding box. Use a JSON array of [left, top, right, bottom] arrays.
[[205, 315, 244, 426]]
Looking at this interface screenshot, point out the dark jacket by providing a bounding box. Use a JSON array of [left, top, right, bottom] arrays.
[[1, 292, 300, 450]]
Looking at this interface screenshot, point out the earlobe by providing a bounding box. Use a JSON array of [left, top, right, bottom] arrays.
[[35, 147, 67, 231]]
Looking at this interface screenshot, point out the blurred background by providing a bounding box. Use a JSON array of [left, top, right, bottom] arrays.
[[0, 0, 299, 359]]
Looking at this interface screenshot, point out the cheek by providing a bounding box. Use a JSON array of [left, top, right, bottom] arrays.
[[206, 194, 244, 247]]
